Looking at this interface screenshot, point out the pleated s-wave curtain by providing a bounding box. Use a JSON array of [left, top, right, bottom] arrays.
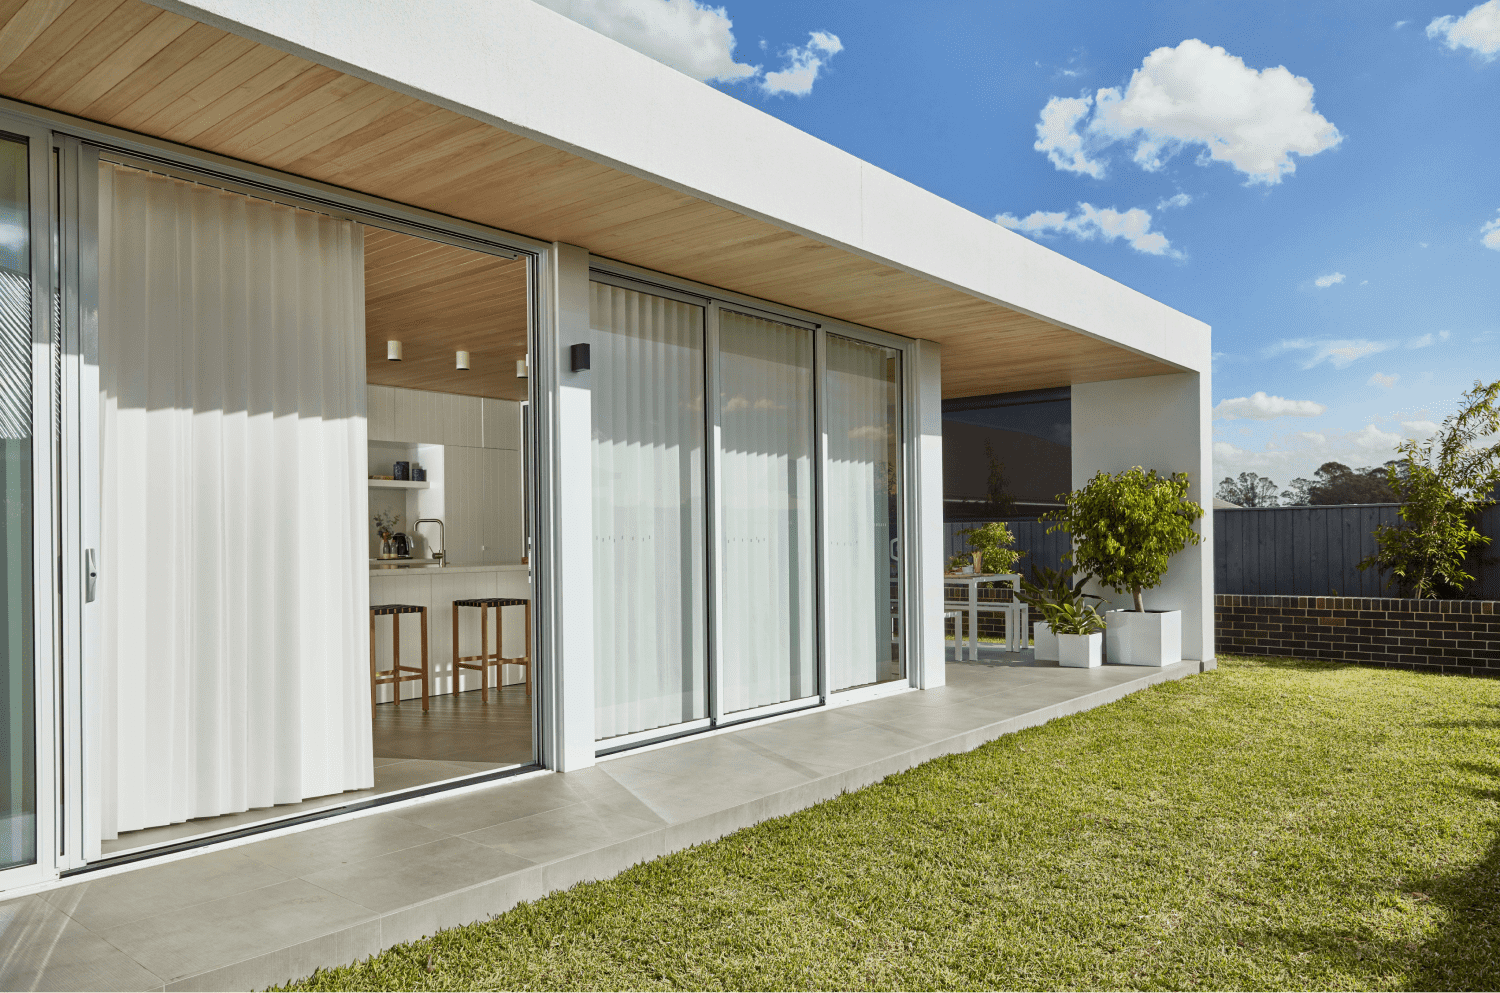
[[824, 334, 899, 693], [716, 311, 816, 714], [96, 163, 372, 840], [590, 282, 708, 741]]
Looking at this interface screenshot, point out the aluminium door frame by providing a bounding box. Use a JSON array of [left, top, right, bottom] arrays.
[[0, 98, 568, 886], [0, 110, 60, 893]]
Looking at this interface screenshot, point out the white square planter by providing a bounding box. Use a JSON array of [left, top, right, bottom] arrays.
[[1105, 609, 1183, 667], [1033, 621, 1059, 662], [1058, 631, 1102, 668]]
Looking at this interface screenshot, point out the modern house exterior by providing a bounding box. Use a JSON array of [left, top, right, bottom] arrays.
[[0, 0, 1213, 902]]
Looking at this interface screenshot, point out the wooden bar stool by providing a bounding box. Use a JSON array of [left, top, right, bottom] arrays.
[[452, 596, 531, 702], [369, 603, 429, 716]]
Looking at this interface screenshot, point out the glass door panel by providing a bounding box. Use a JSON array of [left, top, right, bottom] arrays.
[[716, 310, 816, 716], [0, 134, 36, 871], [590, 282, 709, 741], [824, 333, 904, 693]]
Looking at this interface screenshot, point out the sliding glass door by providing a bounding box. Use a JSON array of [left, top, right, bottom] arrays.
[[824, 333, 905, 692], [0, 134, 36, 874], [590, 281, 709, 742], [714, 309, 817, 717]]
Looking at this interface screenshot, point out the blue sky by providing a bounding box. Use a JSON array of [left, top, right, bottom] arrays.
[[536, 0, 1500, 492]]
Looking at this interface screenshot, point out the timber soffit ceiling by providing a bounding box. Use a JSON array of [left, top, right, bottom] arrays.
[[0, 0, 1182, 398]]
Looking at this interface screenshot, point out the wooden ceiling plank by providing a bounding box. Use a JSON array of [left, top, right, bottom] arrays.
[[0, 0, 124, 94], [47, 5, 193, 113], [0, 0, 76, 78], [79, 19, 224, 122], [142, 45, 300, 141]]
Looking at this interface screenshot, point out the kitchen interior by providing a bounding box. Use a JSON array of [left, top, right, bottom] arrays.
[[363, 227, 535, 786]]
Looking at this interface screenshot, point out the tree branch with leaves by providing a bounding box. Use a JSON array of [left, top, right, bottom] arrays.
[[1359, 379, 1500, 599]]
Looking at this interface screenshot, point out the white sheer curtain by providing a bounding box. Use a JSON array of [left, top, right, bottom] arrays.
[[717, 311, 815, 714], [96, 163, 371, 840], [825, 334, 902, 692], [591, 282, 708, 740]]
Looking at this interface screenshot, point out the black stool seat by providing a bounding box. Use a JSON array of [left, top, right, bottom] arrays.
[[453, 596, 528, 608], [372, 603, 425, 616]]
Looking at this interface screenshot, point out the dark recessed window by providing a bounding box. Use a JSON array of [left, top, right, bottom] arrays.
[[942, 387, 1070, 522]]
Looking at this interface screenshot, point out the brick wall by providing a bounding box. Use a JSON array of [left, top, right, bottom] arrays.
[[1216, 595, 1500, 676]]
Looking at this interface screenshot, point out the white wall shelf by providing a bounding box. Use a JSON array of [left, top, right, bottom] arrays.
[[368, 478, 430, 490]]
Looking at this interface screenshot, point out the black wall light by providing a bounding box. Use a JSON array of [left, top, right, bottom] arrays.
[[571, 343, 591, 372]]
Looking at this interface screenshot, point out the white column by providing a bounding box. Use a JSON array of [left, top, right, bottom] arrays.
[[546, 243, 596, 770], [1071, 372, 1214, 664], [911, 338, 946, 688]]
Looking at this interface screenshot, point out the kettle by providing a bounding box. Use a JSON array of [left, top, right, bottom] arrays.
[[391, 532, 412, 558]]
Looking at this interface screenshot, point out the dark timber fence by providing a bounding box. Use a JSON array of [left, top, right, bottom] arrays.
[[949, 501, 1500, 599]]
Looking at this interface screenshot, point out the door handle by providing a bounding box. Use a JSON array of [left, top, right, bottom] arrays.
[[85, 548, 97, 603]]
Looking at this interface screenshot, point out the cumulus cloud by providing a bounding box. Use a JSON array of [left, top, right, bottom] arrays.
[[761, 30, 843, 96], [1212, 391, 1327, 420], [1406, 330, 1451, 348], [1314, 272, 1345, 287], [1032, 39, 1341, 184], [532, 0, 758, 81], [1483, 209, 1500, 250], [1427, 0, 1500, 58], [533, 0, 842, 94], [996, 202, 1179, 256], [1034, 96, 1107, 177], [1402, 419, 1440, 434], [1157, 192, 1193, 209], [1274, 338, 1391, 369], [1368, 372, 1400, 388]]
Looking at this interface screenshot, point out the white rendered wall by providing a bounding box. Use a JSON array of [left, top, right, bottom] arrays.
[[911, 339, 946, 689], [548, 243, 596, 770], [1071, 374, 1214, 664]]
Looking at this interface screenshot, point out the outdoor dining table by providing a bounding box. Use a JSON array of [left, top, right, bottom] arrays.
[[944, 572, 1023, 660]]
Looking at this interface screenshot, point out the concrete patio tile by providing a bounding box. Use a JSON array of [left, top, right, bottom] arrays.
[[376, 865, 550, 949], [390, 772, 578, 836], [162, 919, 382, 993], [461, 799, 662, 865], [96, 879, 376, 984], [237, 812, 450, 878], [301, 835, 537, 914], [42, 848, 290, 933], [0, 896, 165, 992]]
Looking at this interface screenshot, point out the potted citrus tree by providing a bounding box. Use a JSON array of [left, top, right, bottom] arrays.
[[1043, 467, 1204, 666]]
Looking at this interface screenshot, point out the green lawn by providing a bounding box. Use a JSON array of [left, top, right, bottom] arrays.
[[284, 656, 1500, 991]]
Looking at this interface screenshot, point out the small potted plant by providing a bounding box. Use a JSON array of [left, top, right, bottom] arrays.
[[1043, 467, 1204, 666], [956, 520, 1024, 576], [1031, 596, 1106, 667], [373, 510, 402, 559], [948, 553, 973, 575], [1018, 566, 1101, 662]]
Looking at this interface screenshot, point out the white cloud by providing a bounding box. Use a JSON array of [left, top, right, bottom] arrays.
[[1406, 330, 1451, 348], [761, 30, 843, 96], [1368, 372, 1400, 388], [996, 202, 1179, 256], [1034, 95, 1107, 178], [1314, 272, 1345, 287], [1213, 423, 1405, 482], [532, 0, 842, 94], [1033, 39, 1342, 185], [1402, 419, 1440, 434], [1427, 0, 1500, 58], [1482, 209, 1500, 250], [1212, 391, 1327, 420], [1351, 423, 1403, 448], [1157, 192, 1193, 209], [531, 0, 758, 82], [1274, 338, 1391, 369], [1395, 19, 1410, 28]]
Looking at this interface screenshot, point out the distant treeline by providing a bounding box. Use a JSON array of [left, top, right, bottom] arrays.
[[1217, 461, 1399, 508]]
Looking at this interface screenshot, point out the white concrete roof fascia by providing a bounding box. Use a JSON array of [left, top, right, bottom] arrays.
[[152, 0, 1210, 375]]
